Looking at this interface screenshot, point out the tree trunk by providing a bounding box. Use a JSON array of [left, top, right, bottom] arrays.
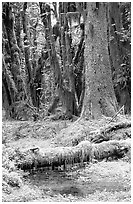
[[39, 2, 78, 116], [2, 3, 22, 90], [22, 3, 41, 109], [2, 3, 26, 118], [82, 3, 118, 119], [22, 3, 33, 84], [108, 3, 131, 114], [15, 3, 23, 51]]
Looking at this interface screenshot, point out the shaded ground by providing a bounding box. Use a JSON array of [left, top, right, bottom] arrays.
[[2, 116, 131, 202]]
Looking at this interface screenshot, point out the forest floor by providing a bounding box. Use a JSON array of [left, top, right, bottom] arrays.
[[2, 115, 131, 202]]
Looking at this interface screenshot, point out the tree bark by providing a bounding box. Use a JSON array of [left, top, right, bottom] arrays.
[[39, 3, 78, 116], [22, 3, 33, 84], [2, 3, 22, 90], [82, 3, 118, 119], [2, 3, 26, 118], [22, 2, 41, 109], [108, 3, 131, 114]]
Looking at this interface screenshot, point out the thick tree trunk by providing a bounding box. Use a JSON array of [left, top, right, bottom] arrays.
[[82, 3, 118, 119]]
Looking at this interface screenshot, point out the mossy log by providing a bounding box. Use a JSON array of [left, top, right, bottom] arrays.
[[90, 121, 131, 143], [92, 139, 131, 161], [17, 141, 92, 171], [16, 139, 130, 171]]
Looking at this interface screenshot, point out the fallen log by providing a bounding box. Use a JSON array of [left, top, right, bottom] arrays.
[[16, 139, 130, 171], [16, 141, 92, 171], [90, 121, 131, 143], [92, 139, 131, 161]]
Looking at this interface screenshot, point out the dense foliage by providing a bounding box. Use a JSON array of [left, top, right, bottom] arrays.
[[2, 2, 131, 120], [114, 3, 131, 94]]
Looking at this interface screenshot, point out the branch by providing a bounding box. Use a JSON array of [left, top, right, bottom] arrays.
[[108, 105, 125, 124]]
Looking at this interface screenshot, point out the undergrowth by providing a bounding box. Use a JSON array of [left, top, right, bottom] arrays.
[[2, 116, 131, 202]]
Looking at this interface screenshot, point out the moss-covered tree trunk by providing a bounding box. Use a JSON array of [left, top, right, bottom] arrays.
[[82, 2, 118, 119], [22, 3, 42, 109], [22, 3, 35, 106], [2, 2, 26, 118], [108, 2, 131, 114], [39, 2, 78, 117]]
